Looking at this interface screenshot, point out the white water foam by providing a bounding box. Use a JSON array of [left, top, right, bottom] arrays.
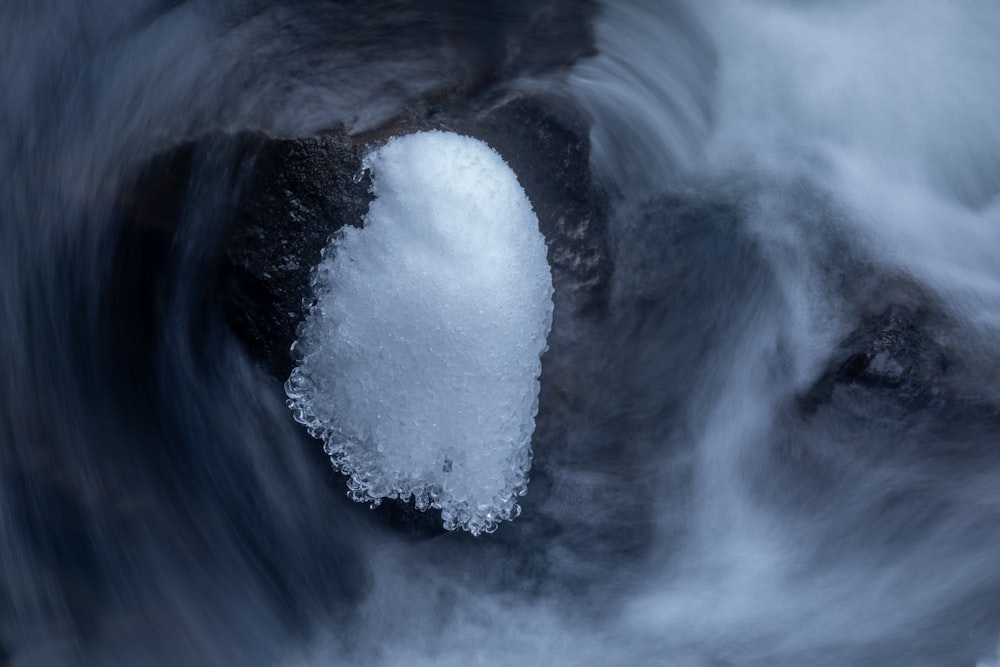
[[286, 130, 553, 535]]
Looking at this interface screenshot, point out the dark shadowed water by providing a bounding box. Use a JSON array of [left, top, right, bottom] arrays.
[[4, 2, 1000, 665]]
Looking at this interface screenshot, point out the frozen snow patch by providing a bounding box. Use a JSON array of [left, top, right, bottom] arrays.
[[286, 130, 553, 535]]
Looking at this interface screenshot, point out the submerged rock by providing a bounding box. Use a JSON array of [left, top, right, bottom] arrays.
[[799, 304, 951, 415]]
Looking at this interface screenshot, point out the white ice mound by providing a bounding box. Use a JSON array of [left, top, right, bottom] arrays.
[[285, 130, 554, 535]]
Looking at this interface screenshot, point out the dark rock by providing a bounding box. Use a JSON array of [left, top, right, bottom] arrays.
[[112, 8, 605, 536], [799, 304, 950, 414], [217, 134, 374, 379], [115, 131, 372, 379], [114, 0, 605, 381], [121, 92, 606, 381], [428, 0, 599, 90]]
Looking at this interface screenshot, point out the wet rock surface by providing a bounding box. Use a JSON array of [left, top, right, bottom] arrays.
[[790, 295, 1000, 478], [217, 134, 374, 379], [106, 3, 605, 537], [110, 95, 608, 538], [120, 95, 607, 380], [799, 304, 951, 415], [114, 0, 605, 381]]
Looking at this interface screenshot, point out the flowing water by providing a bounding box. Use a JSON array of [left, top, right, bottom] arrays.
[[4, 1, 1000, 665]]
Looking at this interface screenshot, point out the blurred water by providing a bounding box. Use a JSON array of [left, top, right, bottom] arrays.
[[4, 1, 1000, 666]]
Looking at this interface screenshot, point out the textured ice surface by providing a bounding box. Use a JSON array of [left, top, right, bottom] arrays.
[[286, 131, 553, 535]]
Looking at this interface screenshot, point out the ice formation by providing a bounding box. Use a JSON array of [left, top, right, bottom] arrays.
[[286, 130, 554, 535]]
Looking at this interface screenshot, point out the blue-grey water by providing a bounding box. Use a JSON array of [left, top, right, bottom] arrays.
[[4, 2, 1000, 665]]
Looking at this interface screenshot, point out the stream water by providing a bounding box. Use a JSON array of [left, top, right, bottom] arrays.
[[3, 2, 1000, 665]]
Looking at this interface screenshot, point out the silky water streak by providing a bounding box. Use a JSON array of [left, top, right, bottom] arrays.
[[286, 131, 554, 535]]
